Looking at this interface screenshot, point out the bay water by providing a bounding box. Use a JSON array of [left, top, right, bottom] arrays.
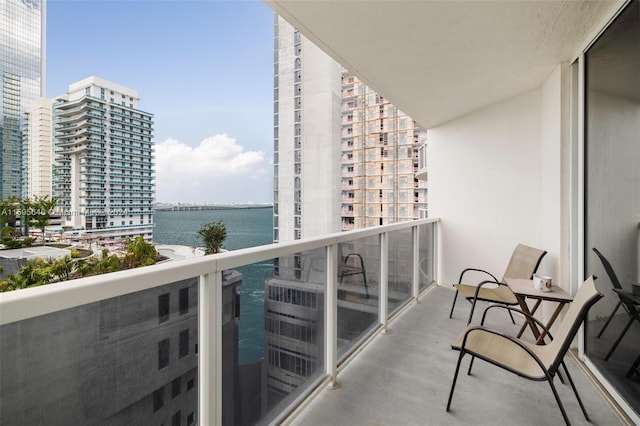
[[153, 207, 273, 363]]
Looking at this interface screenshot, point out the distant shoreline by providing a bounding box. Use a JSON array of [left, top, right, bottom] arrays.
[[154, 204, 272, 212]]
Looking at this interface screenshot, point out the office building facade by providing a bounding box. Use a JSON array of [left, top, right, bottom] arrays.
[[53, 76, 155, 242], [0, 0, 46, 199]]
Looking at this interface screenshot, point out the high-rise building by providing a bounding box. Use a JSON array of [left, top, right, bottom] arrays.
[[272, 16, 343, 243], [23, 97, 54, 198], [340, 70, 428, 230], [272, 17, 428, 242], [0, 0, 46, 199], [52, 76, 155, 243], [267, 16, 427, 405]]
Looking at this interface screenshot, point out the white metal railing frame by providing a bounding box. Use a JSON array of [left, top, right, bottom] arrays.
[[0, 217, 439, 425]]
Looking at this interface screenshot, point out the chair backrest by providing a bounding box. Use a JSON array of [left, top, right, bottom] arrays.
[[502, 244, 547, 281], [547, 276, 603, 372], [592, 247, 623, 290]]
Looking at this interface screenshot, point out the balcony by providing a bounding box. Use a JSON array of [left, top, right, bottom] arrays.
[[0, 218, 628, 425]]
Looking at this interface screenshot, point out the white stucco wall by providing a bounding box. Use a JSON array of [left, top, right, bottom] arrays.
[[300, 41, 342, 237], [429, 66, 569, 290]]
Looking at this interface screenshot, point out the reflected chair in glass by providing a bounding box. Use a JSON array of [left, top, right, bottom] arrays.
[[304, 247, 369, 299], [449, 243, 547, 324], [447, 276, 603, 426], [592, 247, 640, 341], [339, 252, 369, 299]]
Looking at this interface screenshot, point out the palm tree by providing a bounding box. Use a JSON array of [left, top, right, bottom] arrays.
[[47, 256, 75, 282], [124, 236, 157, 267], [24, 195, 57, 245]]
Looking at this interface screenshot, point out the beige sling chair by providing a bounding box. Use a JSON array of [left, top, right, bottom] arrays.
[[449, 243, 547, 324], [447, 276, 603, 426]]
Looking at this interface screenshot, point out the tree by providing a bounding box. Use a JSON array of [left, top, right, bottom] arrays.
[[0, 196, 20, 239], [123, 236, 157, 267], [198, 220, 227, 254], [23, 195, 57, 245]]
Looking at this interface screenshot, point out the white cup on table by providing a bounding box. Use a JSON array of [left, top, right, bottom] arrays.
[[533, 274, 552, 292]]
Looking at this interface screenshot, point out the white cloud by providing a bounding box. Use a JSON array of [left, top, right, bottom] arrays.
[[155, 134, 270, 203]]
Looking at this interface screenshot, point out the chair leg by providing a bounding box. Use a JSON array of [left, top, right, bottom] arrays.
[[547, 376, 571, 426], [446, 351, 465, 411], [597, 302, 621, 338], [361, 270, 369, 299], [467, 356, 475, 375], [626, 354, 640, 378], [467, 297, 479, 325], [507, 309, 516, 325], [561, 362, 589, 421], [449, 289, 459, 319], [604, 316, 635, 360]]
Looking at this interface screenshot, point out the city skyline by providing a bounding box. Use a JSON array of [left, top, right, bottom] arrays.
[[46, 0, 274, 204]]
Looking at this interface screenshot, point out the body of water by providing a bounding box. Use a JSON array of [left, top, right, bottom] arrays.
[[153, 207, 273, 363]]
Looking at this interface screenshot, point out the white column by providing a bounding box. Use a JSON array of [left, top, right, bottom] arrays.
[[412, 226, 420, 301], [325, 244, 339, 387], [380, 233, 389, 333], [199, 272, 223, 425]]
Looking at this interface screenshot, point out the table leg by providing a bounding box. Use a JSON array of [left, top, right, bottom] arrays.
[[515, 295, 542, 341], [536, 302, 567, 345]]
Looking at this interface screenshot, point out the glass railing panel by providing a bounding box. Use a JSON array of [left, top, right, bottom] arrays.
[[337, 236, 380, 359], [0, 278, 200, 426], [419, 222, 436, 290], [226, 248, 326, 425], [387, 227, 413, 314]]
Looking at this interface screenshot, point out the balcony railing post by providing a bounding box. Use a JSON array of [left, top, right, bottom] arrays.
[[380, 232, 389, 333], [199, 271, 223, 426], [412, 225, 420, 302], [326, 243, 339, 388]]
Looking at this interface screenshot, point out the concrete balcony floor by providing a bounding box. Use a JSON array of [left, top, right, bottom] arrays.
[[289, 285, 628, 426]]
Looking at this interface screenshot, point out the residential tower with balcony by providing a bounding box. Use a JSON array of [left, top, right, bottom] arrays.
[[52, 76, 155, 242]]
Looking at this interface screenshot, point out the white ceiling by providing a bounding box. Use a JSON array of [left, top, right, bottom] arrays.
[[266, 1, 624, 128]]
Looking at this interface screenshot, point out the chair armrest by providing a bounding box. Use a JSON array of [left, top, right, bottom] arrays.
[[480, 305, 554, 341], [459, 325, 547, 372], [471, 279, 509, 298], [457, 268, 499, 285]]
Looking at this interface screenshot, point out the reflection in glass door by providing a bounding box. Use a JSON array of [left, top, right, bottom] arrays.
[[584, 0, 640, 416]]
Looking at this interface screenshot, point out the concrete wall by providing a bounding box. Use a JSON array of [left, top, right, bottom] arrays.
[[0, 273, 243, 426]]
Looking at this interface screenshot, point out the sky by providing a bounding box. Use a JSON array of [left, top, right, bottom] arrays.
[[46, 0, 275, 204]]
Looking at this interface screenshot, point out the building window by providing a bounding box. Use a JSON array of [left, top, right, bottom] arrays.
[[172, 411, 181, 426], [153, 387, 164, 412], [158, 339, 170, 370], [159, 293, 170, 323], [172, 378, 181, 398], [179, 288, 189, 315], [187, 412, 195, 425], [187, 379, 195, 390], [179, 330, 189, 358]]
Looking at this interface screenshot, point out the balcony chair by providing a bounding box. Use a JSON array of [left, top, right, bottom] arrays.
[[449, 243, 547, 324], [305, 247, 369, 298], [339, 252, 369, 299], [447, 276, 603, 426], [592, 248, 640, 360]]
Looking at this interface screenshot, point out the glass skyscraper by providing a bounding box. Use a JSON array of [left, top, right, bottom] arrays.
[[0, 0, 45, 199]]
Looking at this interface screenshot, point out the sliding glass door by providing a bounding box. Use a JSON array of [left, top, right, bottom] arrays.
[[584, 0, 640, 416]]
